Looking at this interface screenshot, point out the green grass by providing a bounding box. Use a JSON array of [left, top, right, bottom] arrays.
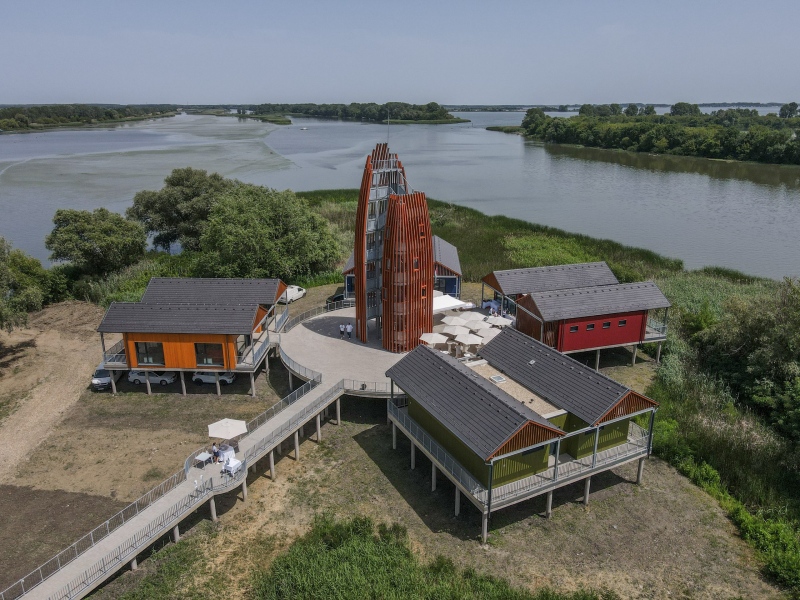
[[251, 514, 618, 600], [486, 125, 524, 133], [384, 118, 471, 124]]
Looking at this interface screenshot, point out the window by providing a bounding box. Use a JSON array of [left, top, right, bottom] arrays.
[[619, 319, 627, 327], [413, 258, 419, 270], [421, 286, 427, 298], [419, 224, 426, 237], [136, 342, 164, 366], [195, 343, 224, 367], [603, 321, 611, 329], [366, 232, 375, 250], [569, 325, 579, 333], [586, 323, 595, 331]]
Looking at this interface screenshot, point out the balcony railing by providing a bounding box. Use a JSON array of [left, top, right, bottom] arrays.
[[102, 340, 127, 366], [645, 319, 667, 339]]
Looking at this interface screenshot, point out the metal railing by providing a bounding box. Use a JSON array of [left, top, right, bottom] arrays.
[[279, 346, 322, 382], [102, 339, 126, 365], [645, 318, 668, 337], [341, 379, 391, 395], [1, 469, 188, 600], [282, 300, 350, 333], [274, 309, 289, 332], [388, 399, 486, 500]]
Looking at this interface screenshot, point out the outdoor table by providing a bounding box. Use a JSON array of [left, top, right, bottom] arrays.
[[194, 451, 212, 468], [220, 447, 236, 463], [222, 457, 243, 476]]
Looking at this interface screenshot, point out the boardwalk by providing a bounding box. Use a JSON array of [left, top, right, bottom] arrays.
[[7, 308, 402, 600]]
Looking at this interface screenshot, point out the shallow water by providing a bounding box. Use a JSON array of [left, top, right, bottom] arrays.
[[0, 112, 798, 279]]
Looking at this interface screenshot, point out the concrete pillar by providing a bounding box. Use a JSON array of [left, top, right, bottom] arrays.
[[288, 372, 294, 391], [595, 349, 600, 372], [173, 524, 180, 543], [431, 463, 437, 492], [636, 457, 645, 484], [411, 442, 416, 470], [545, 490, 553, 519], [242, 479, 247, 501], [455, 488, 461, 516], [583, 477, 591, 506], [278, 440, 283, 455], [269, 450, 275, 480], [215, 372, 221, 397], [294, 430, 300, 460], [392, 423, 397, 449], [130, 557, 138, 571], [250, 464, 256, 474], [316, 413, 322, 442], [250, 371, 256, 397], [656, 342, 662, 364], [336, 397, 341, 425], [110, 374, 117, 395], [179, 371, 186, 396], [481, 512, 489, 544], [632, 346, 637, 366], [209, 497, 217, 522], [144, 372, 152, 396]]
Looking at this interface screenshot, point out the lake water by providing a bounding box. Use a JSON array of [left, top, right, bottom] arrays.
[[1, 112, 798, 279]]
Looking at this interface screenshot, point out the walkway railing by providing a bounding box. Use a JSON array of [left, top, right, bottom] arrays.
[[279, 345, 323, 382], [102, 339, 126, 365], [0, 469, 188, 600], [282, 300, 350, 332]]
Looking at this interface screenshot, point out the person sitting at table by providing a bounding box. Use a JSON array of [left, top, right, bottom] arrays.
[[212, 442, 220, 463]]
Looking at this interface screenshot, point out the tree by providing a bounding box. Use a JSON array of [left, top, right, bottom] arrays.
[[578, 104, 595, 117], [45, 208, 146, 275], [609, 103, 622, 116], [779, 102, 798, 119], [641, 105, 656, 116], [670, 102, 701, 117], [197, 186, 340, 281], [521, 108, 547, 134], [0, 238, 48, 331], [126, 167, 235, 251], [624, 103, 639, 117]]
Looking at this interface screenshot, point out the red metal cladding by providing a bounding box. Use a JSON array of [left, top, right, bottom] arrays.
[[596, 390, 659, 425], [353, 149, 376, 342], [382, 191, 434, 353]]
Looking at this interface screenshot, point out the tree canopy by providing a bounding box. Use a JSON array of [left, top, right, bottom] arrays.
[[197, 185, 340, 281], [780, 102, 799, 119], [126, 167, 235, 251], [0, 238, 52, 331], [247, 101, 455, 122], [45, 208, 147, 275], [0, 104, 175, 131]]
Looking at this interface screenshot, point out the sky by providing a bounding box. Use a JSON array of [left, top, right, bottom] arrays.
[[2, 0, 798, 106]]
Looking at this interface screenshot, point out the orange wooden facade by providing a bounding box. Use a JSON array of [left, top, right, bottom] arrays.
[[381, 191, 434, 353], [489, 420, 564, 459], [123, 332, 239, 371], [597, 390, 659, 425]]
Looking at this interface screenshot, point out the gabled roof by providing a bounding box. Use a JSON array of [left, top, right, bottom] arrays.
[[97, 303, 259, 335], [529, 281, 671, 321], [386, 345, 562, 461], [432, 236, 462, 276], [141, 277, 285, 306], [342, 235, 461, 276], [480, 327, 636, 426], [482, 262, 619, 296]]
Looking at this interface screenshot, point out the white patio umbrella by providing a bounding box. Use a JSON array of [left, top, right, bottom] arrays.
[[442, 315, 467, 326], [432, 324, 448, 334], [459, 312, 486, 322], [420, 332, 449, 345], [468, 320, 493, 332], [208, 418, 248, 439], [478, 328, 501, 343], [487, 316, 513, 327], [443, 325, 470, 336], [455, 333, 484, 346]]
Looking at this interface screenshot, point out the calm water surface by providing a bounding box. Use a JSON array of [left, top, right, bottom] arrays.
[[0, 112, 798, 279]]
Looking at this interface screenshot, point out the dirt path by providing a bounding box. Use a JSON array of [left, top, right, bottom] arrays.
[[0, 302, 105, 483]]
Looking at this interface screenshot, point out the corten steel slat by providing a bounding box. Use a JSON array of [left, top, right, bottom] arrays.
[[382, 191, 434, 352], [596, 391, 658, 425]]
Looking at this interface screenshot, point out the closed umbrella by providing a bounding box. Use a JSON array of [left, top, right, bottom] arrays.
[[455, 333, 484, 346], [208, 418, 248, 439], [443, 325, 470, 336], [420, 332, 449, 345], [442, 316, 467, 326]]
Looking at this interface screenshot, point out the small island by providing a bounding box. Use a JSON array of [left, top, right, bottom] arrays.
[[0, 104, 177, 132]]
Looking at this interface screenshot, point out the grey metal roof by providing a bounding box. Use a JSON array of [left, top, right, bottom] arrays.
[[342, 235, 461, 276], [529, 281, 671, 322], [485, 262, 619, 296], [432, 236, 462, 276], [480, 328, 630, 426], [141, 278, 284, 306], [386, 345, 562, 461], [97, 302, 259, 335]]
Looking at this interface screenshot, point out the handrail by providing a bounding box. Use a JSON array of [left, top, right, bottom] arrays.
[[282, 300, 352, 333], [279, 345, 323, 382]]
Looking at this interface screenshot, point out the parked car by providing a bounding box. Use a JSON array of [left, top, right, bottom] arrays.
[[279, 285, 307, 304], [192, 371, 236, 386], [91, 364, 123, 391], [127, 370, 177, 386], [326, 292, 354, 308]]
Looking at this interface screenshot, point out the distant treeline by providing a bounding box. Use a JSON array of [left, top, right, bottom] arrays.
[[0, 104, 176, 131], [247, 101, 458, 122], [519, 102, 800, 165]]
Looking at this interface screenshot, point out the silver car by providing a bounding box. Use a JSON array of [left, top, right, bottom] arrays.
[[192, 371, 236, 386], [91, 365, 123, 391], [127, 370, 177, 386]]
